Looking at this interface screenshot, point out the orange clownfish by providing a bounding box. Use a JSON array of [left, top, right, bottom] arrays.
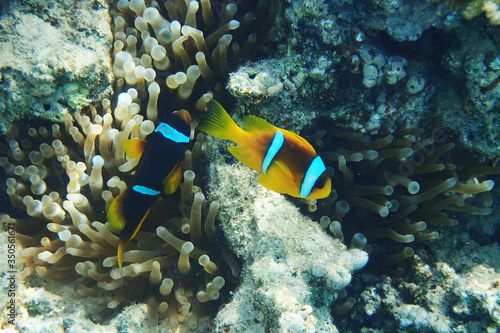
[[197, 100, 331, 199], [107, 109, 192, 270]]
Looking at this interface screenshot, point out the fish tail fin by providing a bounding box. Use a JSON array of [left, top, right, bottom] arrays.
[[197, 100, 248, 144]]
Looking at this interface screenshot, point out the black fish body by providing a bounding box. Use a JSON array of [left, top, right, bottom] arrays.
[[107, 109, 191, 269]]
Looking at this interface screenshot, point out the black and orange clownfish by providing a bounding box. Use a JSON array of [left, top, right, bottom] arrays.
[[107, 109, 191, 269], [197, 100, 331, 199]]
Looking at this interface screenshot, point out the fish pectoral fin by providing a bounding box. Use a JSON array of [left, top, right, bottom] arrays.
[[227, 145, 247, 163], [273, 160, 294, 179], [107, 190, 128, 232], [257, 161, 294, 195], [123, 139, 147, 159], [163, 162, 183, 195]]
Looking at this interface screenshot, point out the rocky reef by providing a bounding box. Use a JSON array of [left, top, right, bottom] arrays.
[[0, 0, 113, 134], [226, 0, 500, 159], [205, 161, 368, 331]]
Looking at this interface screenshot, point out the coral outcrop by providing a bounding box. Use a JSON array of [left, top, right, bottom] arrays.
[[202, 159, 368, 331], [2, 1, 365, 331], [0, 0, 113, 134], [345, 226, 500, 332], [272, 0, 500, 159]]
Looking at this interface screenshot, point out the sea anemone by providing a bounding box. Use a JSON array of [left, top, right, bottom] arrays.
[[1, 101, 242, 330], [305, 124, 499, 274], [109, 0, 279, 114]]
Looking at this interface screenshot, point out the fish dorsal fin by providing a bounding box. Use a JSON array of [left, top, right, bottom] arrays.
[[123, 139, 147, 159], [257, 161, 295, 195], [107, 190, 128, 232], [163, 162, 183, 195], [241, 115, 276, 133], [283, 130, 316, 152]]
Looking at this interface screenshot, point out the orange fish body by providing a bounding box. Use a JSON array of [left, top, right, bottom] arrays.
[[198, 101, 331, 199]]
